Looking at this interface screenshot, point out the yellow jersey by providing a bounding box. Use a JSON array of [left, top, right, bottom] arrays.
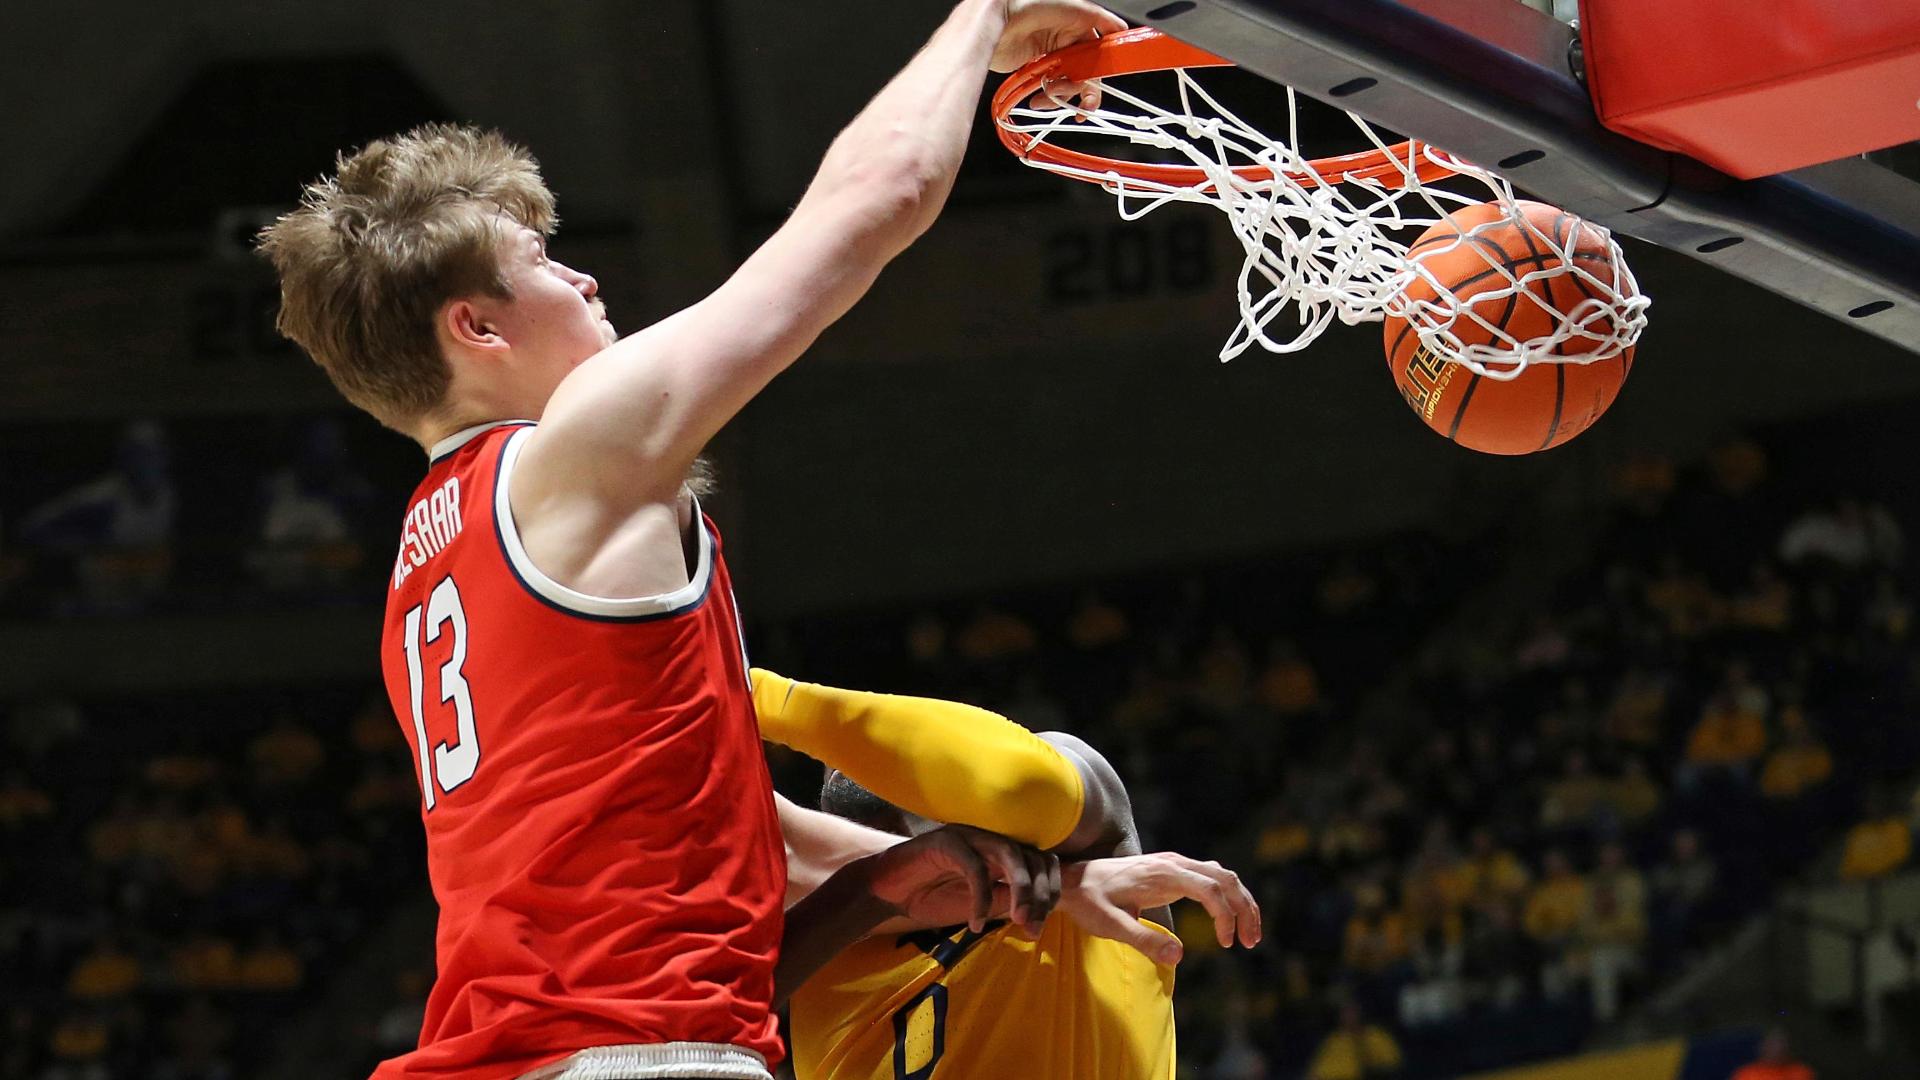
[[790, 915, 1177, 1080]]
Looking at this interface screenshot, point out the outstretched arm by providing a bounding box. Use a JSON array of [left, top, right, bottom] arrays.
[[513, 2, 1125, 521], [754, 670, 1137, 856]]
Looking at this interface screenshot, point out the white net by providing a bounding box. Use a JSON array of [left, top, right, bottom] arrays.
[[998, 65, 1649, 379]]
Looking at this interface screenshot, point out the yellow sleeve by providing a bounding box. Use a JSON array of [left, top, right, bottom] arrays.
[[752, 668, 1085, 850]]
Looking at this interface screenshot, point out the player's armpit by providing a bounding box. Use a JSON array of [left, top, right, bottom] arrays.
[[754, 669, 1086, 851], [777, 793, 899, 908]]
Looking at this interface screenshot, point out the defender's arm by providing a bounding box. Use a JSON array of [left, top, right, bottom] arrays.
[[754, 670, 1138, 857]]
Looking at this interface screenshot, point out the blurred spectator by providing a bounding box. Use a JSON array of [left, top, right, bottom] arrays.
[[1603, 666, 1669, 749], [1778, 497, 1903, 569], [1864, 574, 1912, 644], [244, 816, 312, 881], [1065, 589, 1129, 651], [20, 420, 177, 614], [249, 712, 326, 788], [246, 418, 373, 596], [235, 928, 304, 993], [1605, 756, 1664, 827], [1193, 626, 1253, 714], [1461, 828, 1530, 910], [349, 694, 407, 756], [1540, 751, 1608, 832], [65, 933, 142, 1001], [1683, 686, 1769, 782], [1576, 842, 1646, 1021], [954, 605, 1037, 662], [171, 931, 239, 991], [1706, 436, 1767, 498], [348, 757, 419, 819], [1462, 899, 1532, 1010], [1523, 850, 1587, 957], [1644, 554, 1716, 639], [1109, 668, 1177, 748], [903, 612, 947, 666], [1252, 802, 1312, 868], [1400, 860, 1466, 1026], [1727, 561, 1792, 633], [371, 968, 430, 1060], [1319, 810, 1386, 866], [1403, 821, 1471, 912], [0, 768, 54, 832], [147, 748, 220, 793], [1306, 1003, 1403, 1080], [1649, 829, 1718, 961], [1730, 1028, 1814, 1080], [1206, 990, 1269, 1080], [1837, 794, 1913, 882], [1343, 883, 1410, 977], [1316, 559, 1379, 618], [1255, 638, 1321, 717], [1758, 708, 1833, 801], [43, 1010, 112, 1080], [1609, 453, 1676, 514]]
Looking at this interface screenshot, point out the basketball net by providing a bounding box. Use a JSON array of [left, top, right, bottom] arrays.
[[993, 29, 1649, 380]]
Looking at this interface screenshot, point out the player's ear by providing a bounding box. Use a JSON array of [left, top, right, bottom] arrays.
[[442, 298, 507, 354]]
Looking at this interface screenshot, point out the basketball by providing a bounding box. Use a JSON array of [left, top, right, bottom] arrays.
[[1385, 200, 1637, 455]]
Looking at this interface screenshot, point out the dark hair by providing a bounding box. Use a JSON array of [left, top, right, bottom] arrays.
[[819, 772, 906, 835]]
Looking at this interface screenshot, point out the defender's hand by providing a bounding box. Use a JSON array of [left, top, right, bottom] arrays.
[[991, 1, 1127, 74], [864, 824, 1062, 936], [1060, 852, 1262, 965]]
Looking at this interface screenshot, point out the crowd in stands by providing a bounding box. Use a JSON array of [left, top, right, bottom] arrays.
[[3, 415, 1917, 1079], [0, 417, 392, 619], [753, 431, 1920, 1079], [0, 689, 423, 1079]]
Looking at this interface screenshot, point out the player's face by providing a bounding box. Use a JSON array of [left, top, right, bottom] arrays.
[[492, 227, 618, 391]]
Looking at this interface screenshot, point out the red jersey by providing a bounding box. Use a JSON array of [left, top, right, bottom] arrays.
[[374, 421, 785, 1080]]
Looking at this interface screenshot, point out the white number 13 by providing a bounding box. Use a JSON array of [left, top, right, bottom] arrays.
[[401, 576, 480, 810]]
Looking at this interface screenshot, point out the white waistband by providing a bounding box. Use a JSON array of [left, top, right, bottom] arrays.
[[516, 1042, 771, 1080]]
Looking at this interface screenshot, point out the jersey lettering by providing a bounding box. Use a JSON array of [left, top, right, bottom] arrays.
[[401, 575, 481, 809], [393, 475, 463, 589]]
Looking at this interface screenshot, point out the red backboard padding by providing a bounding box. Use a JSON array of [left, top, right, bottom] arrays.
[[1579, 0, 1920, 179]]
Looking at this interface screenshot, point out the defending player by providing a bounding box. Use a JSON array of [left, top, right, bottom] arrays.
[[256, 3, 1126, 1078], [751, 672, 1261, 1079]]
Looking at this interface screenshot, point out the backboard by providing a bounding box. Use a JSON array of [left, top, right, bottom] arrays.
[[1093, 0, 1920, 356]]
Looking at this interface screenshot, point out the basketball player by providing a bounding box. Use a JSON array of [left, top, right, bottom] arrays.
[[751, 672, 1261, 1079], [256, 3, 1127, 1079]]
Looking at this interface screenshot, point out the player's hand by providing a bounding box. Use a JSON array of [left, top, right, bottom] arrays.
[[863, 824, 1062, 937], [1059, 852, 1262, 965], [992, 1, 1127, 74]]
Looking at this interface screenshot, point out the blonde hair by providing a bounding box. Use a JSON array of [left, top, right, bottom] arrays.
[[258, 123, 557, 430]]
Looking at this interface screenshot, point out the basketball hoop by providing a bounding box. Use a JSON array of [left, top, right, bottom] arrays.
[[992, 28, 1649, 378]]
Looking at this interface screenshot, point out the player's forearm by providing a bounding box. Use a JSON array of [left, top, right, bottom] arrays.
[[803, 0, 1006, 251], [754, 669, 1086, 850]]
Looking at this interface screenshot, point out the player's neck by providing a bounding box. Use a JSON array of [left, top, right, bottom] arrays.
[[412, 388, 545, 457]]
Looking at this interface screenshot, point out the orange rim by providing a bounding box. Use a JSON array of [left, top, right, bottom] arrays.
[[992, 27, 1457, 190]]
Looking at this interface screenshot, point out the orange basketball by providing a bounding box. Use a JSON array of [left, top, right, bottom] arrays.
[[1385, 200, 1636, 455]]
